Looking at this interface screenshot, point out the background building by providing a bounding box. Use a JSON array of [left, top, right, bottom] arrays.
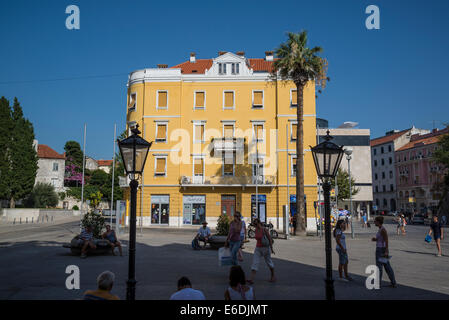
[[318, 127, 373, 218], [35, 142, 66, 192], [396, 128, 448, 215], [370, 127, 430, 213], [124, 51, 319, 231]]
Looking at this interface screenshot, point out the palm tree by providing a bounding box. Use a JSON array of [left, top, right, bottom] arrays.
[[271, 31, 329, 233]]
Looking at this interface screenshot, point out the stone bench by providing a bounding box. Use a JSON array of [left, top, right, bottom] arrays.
[[63, 236, 112, 256]]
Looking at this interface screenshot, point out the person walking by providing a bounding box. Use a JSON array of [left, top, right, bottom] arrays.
[[372, 216, 397, 288], [334, 219, 353, 282], [225, 211, 243, 266], [428, 215, 444, 257], [362, 212, 367, 228], [237, 217, 247, 262], [224, 266, 254, 300], [396, 215, 403, 235], [400, 215, 407, 235], [247, 218, 276, 284]]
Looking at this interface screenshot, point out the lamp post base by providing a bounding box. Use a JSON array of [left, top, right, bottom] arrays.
[[126, 279, 137, 300], [325, 278, 335, 301]]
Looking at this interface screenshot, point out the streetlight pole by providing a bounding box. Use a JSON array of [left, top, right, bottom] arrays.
[[126, 178, 138, 300], [344, 147, 354, 239], [322, 179, 335, 300]]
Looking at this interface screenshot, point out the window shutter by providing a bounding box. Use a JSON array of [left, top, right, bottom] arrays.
[[292, 123, 297, 140], [155, 158, 166, 174], [195, 92, 205, 107], [195, 125, 204, 141], [224, 92, 233, 107], [253, 91, 263, 106], [255, 125, 263, 140], [291, 90, 297, 105], [156, 124, 166, 140], [194, 158, 203, 175], [158, 91, 167, 108], [224, 125, 234, 138]]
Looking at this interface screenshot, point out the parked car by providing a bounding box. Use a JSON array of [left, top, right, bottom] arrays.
[[411, 214, 425, 224]]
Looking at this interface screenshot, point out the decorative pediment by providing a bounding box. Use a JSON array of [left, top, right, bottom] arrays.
[[205, 52, 253, 77]]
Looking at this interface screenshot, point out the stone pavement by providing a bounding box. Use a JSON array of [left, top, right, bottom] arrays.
[[0, 217, 448, 300]]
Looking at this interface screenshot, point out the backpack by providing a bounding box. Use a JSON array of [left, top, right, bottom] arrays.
[[192, 237, 201, 250]]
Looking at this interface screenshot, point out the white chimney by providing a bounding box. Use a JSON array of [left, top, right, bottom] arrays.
[[265, 51, 273, 61], [190, 52, 196, 63]]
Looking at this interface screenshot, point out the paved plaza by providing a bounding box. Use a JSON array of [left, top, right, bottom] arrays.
[[0, 216, 448, 300]]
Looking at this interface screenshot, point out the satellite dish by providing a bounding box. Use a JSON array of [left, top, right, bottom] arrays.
[[337, 121, 359, 129]]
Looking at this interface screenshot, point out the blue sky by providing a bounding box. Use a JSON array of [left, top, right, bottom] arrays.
[[0, 0, 448, 159]]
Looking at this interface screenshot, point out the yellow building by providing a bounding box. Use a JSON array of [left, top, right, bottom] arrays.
[[124, 51, 318, 232]]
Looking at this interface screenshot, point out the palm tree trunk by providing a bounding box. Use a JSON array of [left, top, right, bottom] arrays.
[[296, 84, 306, 232]]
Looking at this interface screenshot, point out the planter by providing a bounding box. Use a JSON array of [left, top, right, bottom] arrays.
[[63, 236, 112, 256], [208, 235, 227, 249]]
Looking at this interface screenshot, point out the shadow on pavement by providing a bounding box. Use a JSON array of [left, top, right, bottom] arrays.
[[0, 238, 448, 300]]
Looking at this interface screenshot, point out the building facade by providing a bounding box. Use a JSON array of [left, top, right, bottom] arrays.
[[35, 144, 66, 192], [396, 128, 448, 215], [318, 128, 373, 218], [124, 51, 319, 231], [370, 127, 429, 213]]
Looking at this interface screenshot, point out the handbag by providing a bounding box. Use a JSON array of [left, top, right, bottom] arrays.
[[261, 229, 270, 247], [425, 235, 432, 243], [218, 247, 233, 266]]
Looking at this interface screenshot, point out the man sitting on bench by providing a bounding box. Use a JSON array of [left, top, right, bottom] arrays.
[[195, 221, 211, 248]]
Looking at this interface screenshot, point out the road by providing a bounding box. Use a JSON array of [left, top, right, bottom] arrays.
[[0, 216, 448, 300]]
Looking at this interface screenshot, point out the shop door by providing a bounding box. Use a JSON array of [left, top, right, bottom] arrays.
[[183, 204, 192, 225], [221, 195, 236, 218]]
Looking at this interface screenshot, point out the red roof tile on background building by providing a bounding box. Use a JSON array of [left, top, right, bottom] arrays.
[[37, 145, 65, 159], [370, 129, 410, 147], [171, 57, 275, 74], [98, 160, 113, 166], [397, 135, 442, 151]]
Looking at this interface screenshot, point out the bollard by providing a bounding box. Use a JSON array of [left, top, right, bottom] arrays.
[[32, 217, 34, 223], [13, 218, 16, 225], [26, 217, 28, 224], [46, 215, 48, 223], [20, 217, 22, 224], [51, 216, 54, 222]]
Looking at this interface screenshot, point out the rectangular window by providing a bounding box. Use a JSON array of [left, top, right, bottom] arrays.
[[155, 157, 167, 176], [254, 124, 264, 142], [194, 124, 205, 143], [231, 63, 235, 74], [253, 91, 263, 108], [128, 92, 137, 111], [224, 124, 234, 138], [219, 63, 223, 74], [373, 148, 377, 155], [223, 154, 235, 176], [51, 178, 58, 187], [194, 91, 205, 109], [224, 91, 234, 109], [155, 123, 167, 142], [291, 89, 297, 106], [291, 156, 297, 176], [157, 91, 168, 109], [53, 163, 59, 172], [236, 63, 239, 74], [291, 122, 297, 141], [194, 158, 204, 176]]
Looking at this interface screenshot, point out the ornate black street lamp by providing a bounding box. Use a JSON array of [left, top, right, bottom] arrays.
[[311, 130, 344, 301], [117, 125, 152, 300]]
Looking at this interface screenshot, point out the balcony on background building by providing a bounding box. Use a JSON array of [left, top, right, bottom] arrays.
[[180, 175, 276, 188], [211, 137, 245, 152]]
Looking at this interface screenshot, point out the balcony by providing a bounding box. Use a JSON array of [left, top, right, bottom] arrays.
[[211, 137, 245, 152], [180, 175, 276, 187]]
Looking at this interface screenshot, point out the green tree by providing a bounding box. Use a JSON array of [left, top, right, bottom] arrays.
[[432, 126, 449, 216], [88, 190, 103, 210], [216, 214, 230, 236], [64, 141, 83, 167], [330, 168, 360, 203], [25, 182, 59, 208], [271, 31, 329, 232], [81, 211, 105, 238], [0, 97, 13, 201], [9, 98, 38, 208]]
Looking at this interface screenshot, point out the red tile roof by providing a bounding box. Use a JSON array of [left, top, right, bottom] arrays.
[[171, 57, 276, 74], [37, 144, 65, 159], [98, 160, 113, 166], [370, 129, 410, 147], [397, 135, 442, 151]]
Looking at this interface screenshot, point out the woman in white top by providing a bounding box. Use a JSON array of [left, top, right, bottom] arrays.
[[224, 266, 254, 300]]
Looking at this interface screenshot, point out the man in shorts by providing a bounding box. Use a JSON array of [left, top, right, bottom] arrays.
[[428, 215, 444, 257]]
